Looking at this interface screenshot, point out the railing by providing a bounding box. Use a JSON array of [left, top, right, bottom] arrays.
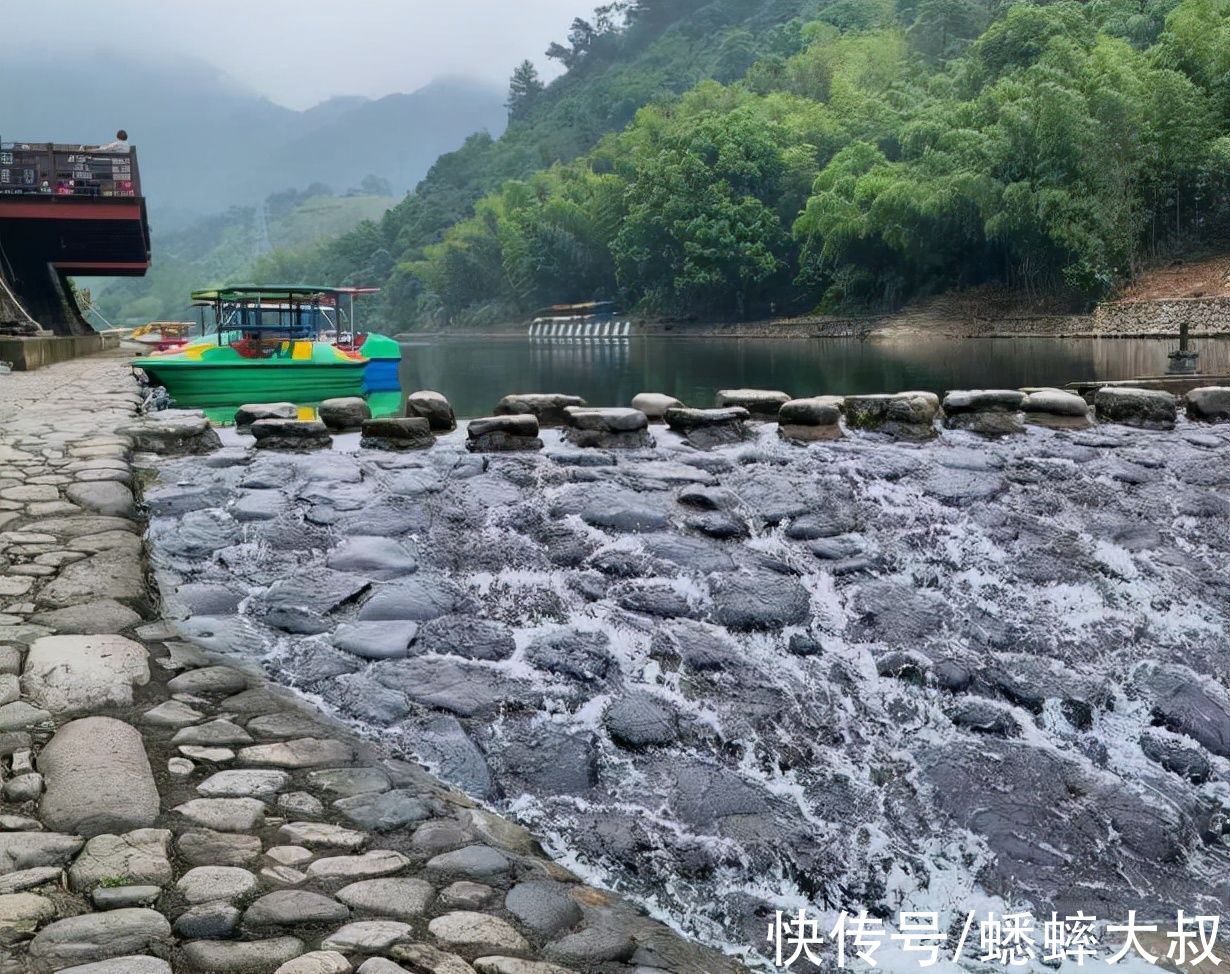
[[0, 141, 141, 198]]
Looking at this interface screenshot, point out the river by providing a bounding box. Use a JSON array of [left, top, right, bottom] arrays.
[[397, 334, 1230, 418]]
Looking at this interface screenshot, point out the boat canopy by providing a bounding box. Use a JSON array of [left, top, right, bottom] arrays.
[[189, 284, 383, 343]]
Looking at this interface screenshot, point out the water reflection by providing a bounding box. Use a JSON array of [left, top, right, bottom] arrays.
[[398, 335, 1230, 419]]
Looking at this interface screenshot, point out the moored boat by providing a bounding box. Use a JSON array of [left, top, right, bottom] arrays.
[[132, 285, 375, 408]]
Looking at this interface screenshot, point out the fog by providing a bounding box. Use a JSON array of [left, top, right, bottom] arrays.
[[8, 0, 596, 108]]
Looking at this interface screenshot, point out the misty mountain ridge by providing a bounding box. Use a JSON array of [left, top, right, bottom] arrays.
[[0, 49, 506, 215]]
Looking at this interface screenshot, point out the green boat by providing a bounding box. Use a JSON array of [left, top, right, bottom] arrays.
[[133, 286, 375, 408]]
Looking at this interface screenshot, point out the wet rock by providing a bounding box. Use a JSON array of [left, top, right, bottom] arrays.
[[1021, 389, 1092, 428], [428, 912, 529, 955], [494, 394, 586, 427], [406, 390, 457, 432], [235, 403, 299, 429], [523, 628, 613, 683], [1141, 663, 1230, 757], [39, 717, 159, 837], [715, 389, 790, 418], [650, 618, 739, 671], [372, 656, 525, 718], [415, 615, 515, 661], [255, 569, 371, 635], [1139, 729, 1211, 783], [327, 536, 418, 580], [787, 632, 825, 657], [615, 581, 695, 619], [319, 397, 373, 432], [360, 417, 434, 451], [425, 845, 510, 883], [843, 392, 940, 440], [334, 790, 431, 832], [504, 881, 581, 939], [942, 389, 1025, 435], [467, 415, 544, 453], [1186, 386, 1230, 422], [408, 716, 498, 800], [1094, 387, 1176, 429], [562, 407, 652, 449], [68, 829, 173, 891], [252, 420, 333, 452], [27, 908, 171, 971], [120, 412, 222, 455], [604, 690, 678, 749], [544, 925, 635, 966], [359, 577, 473, 622], [631, 393, 682, 419], [244, 890, 350, 929], [238, 738, 354, 769], [307, 767, 391, 797], [778, 397, 842, 442], [336, 878, 435, 920], [494, 724, 598, 797], [180, 936, 305, 973], [167, 665, 249, 696], [663, 407, 751, 448], [709, 570, 810, 630], [949, 699, 1021, 738]]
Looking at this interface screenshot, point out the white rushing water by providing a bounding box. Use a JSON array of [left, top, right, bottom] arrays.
[[146, 418, 1230, 971]]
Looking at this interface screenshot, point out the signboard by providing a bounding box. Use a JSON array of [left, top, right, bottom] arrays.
[[0, 144, 139, 197]]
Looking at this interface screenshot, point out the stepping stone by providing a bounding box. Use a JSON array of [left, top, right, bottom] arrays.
[[238, 738, 354, 769], [177, 831, 262, 868], [174, 798, 267, 833], [39, 717, 159, 837], [27, 908, 171, 970], [493, 394, 586, 427], [306, 850, 409, 881], [247, 713, 329, 740], [777, 396, 843, 442], [359, 417, 433, 452], [181, 937, 304, 973], [278, 822, 368, 850], [331, 621, 418, 660], [334, 790, 431, 832], [69, 829, 173, 891], [274, 951, 352, 974], [322, 920, 412, 953], [56, 957, 171, 974], [715, 388, 789, 417], [425, 845, 510, 882], [335, 878, 435, 921], [466, 415, 544, 453], [198, 770, 290, 798], [405, 390, 456, 431], [306, 767, 391, 797], [243, 889, 350, 929], [166, 666, 249, 695], [427, 911, 529, 955], [1094, 386, 1176, 429], [21, 635, 149, 714], [176, 866, 259, 904], [141, 700, 206, 727], [631, 392, 682, 419], [172, 718, 254, 746], [663, 407, 752, 448]]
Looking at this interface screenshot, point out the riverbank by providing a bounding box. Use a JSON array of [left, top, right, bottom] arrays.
[[0, 353, 744, 974]]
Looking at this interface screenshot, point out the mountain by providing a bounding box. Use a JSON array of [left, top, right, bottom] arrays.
[[0, 50, 506, 214]]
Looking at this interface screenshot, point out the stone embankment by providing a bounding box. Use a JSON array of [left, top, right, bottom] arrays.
[[1092, 296, 1230, 336], [0, 355, 744, 974]]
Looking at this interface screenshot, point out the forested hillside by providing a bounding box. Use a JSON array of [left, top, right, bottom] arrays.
[[257, 0, 1230, 330]]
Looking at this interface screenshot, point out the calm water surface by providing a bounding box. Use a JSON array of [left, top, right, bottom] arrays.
[[397, 334, 1230, 418]]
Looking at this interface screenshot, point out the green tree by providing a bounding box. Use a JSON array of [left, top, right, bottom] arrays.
[[507, 60, 546, 120]]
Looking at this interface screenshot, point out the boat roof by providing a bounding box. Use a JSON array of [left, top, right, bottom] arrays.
[[191, 285, 343, 303]]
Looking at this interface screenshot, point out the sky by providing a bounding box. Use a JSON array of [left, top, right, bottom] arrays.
[[9, 0, 596, 109]]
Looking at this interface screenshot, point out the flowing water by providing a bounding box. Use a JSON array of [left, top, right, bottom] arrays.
[[398, 334, 1230, 418], [144, 406, 1230, 971]]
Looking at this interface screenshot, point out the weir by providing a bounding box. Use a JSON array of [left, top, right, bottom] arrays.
[[0, 141, 150, 339]]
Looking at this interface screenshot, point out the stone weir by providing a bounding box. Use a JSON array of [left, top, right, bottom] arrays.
[[0, 355, 744, 973]]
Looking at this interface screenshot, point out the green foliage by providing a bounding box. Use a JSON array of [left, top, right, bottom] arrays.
[[254, 0, 1230, 327], [507, 61, 546, 120]]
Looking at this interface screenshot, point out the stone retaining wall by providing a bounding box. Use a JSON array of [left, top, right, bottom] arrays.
[[0, 334, 119, 372], [1092, 296, 1230, 336]]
